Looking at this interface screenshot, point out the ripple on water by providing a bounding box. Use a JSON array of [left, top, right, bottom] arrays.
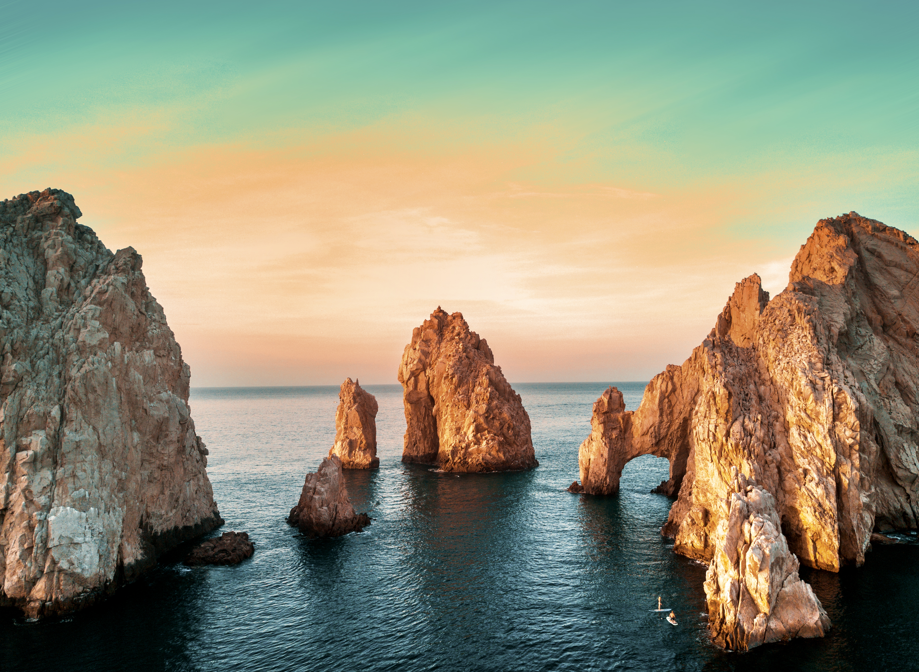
[[2, 383, 917, 671]]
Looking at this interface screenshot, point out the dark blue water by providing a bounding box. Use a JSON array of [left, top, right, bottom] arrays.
[[3, 383, 918, 671]]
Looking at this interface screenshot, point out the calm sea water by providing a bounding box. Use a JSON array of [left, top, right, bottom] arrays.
[[3, 383, 918, 671]]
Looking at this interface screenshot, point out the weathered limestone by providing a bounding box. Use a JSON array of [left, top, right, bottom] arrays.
[[0, 189, 222, 618], [575, 213, 919, 574], [397, 307, 538, 472], [704, 470, 830, 651], [184, 531, 254, 567], [328, 378, 379, 469], [287, 456, 370, 538]]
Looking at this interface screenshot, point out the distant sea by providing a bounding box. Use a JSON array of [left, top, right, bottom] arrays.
[[3, 383, 918, 671]]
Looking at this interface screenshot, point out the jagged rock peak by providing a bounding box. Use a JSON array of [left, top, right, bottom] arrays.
[[704, 469, 830, 651], [713, 274, 770, 347], [575, 213, 919, 575], [397, 308, 537, 473], [287, 456, 370, 538], [0, 189, 222, 618], [328, 377, 379, 469]]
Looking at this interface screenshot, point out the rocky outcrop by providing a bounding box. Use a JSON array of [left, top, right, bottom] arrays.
[[328, 378, 379, 469], [287, 456, 370, 538], [0, 189, 222, 617], [184, 531, 254, 566], [704, 470, 830, 650], [575, 213, 919, 572], [397, 307, 538, 472]]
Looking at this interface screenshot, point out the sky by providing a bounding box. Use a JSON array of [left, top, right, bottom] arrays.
[[2, 0, 918, 386]]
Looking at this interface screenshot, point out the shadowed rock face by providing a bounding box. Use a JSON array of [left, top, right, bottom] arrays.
[[576, 213, 919, 573], [0, 189, 222, 618], [287, 456, 370, 538], [328, 378, 379, 469], [704, 470, 830, 651], [397, 307, 538, 473]]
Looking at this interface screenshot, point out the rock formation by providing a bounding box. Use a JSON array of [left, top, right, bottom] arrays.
[[704, 469, 830, 651], [184, 531, 254, 566], [287, 456, 370, 538], [0, 189, 222, 618], [328, 378, 379, 469], [397, 307, 538, 472], [575, 213, 919, 573]]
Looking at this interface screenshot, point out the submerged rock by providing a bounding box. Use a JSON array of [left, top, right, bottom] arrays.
[[328, 378, 379, 469], [288, 456, 370, 538], [575, 213, 919, 572], [397, 307, 538, 472], [0, 189, 222, 618], [704, 470, 830, 650], [184, 532, 254, 567]]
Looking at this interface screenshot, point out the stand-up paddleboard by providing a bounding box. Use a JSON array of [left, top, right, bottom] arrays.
[[649, 608, 671, 612], [666, 616, 678, 626]]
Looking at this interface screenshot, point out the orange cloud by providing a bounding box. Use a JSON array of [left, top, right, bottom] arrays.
[[2, 120, 820, 386]]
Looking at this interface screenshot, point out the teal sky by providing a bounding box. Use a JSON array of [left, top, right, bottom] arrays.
[[6, 1, 918, 187], [3, 0, 918, 384]]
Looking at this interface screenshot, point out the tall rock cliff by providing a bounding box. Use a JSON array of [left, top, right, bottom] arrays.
[[0, 189, 221, 617], [576, 213, 919, 573], [397, 308, 538, 472], [328, 378, 379, 469]]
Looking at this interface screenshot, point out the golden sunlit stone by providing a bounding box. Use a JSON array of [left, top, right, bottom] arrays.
[[397, 307, 538, 473], [576, 213, 919, 576], [328, 378, 379, 469]]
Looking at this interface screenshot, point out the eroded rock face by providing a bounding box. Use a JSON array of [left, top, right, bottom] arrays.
[[397, 308, 537, 472], [0, 189, 221, 617], [328, 378, 379, 469], [575, 213, 919, 572], [704, 470, 830, 650], [184, 531, 254, 567], [287, 456, 370, 538]]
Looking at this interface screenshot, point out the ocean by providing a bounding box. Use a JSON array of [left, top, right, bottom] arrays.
[[3, 383, 918, 671]]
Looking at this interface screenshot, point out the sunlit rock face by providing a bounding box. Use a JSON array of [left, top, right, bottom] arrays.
[[397, 307, 538, 473], [287, 456, 370, 537], [328, 378, 379, 469], [0, 189, 221, 618], [576, 213, 919, 572], [704, 469, 830, 651]]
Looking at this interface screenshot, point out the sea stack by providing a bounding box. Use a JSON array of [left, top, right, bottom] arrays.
[[287, 456, 371, 537], [0, 189, 222, 618], [574, 213, 919, 574], [704, 469, 830, 651], [397, 307, 538, 472], [328, 378, 379, 469]]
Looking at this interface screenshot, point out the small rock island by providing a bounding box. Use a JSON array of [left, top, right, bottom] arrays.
[[397, 307, 538, 472], [288, 456, 371, 538], [328, 378, 379, 469], [0, 189, 222, 618]]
